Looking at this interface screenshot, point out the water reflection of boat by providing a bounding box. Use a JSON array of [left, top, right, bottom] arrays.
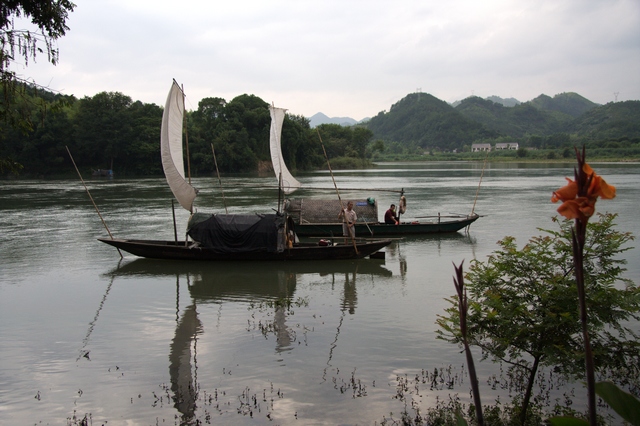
[[106, 258, 392, 288], [107, 258, 389, 423]]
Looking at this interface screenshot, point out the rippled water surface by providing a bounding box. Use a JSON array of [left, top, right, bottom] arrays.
[[1, 162, 638, 425]]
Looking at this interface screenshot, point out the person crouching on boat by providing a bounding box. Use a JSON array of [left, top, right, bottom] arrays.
[[338, 201, 357, 243], [384, 204, 399, 225]]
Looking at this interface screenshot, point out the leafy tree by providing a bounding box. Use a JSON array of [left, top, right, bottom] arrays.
[[1, 0, 75, 145], [351, 126, 373, 160], [437, 213, 639, 423], [73, 91, 133, 170], [125, 100, 163, 175]]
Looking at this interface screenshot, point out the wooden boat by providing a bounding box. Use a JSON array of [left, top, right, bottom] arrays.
[[98, 82, 391, 261], [267, 109, 480, 237], [98, 236, 392, 261], [290, 212, 480, 237], [282, 197, 479, 237], [92, 168, 113, 177]]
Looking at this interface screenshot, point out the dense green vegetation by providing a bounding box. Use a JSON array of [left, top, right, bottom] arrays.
[[1, 0, 76, 173], [365, 93, 500, 151], [0, 87, 374, 176], [438, 214, 639, 424], [1, 86, 639, 177], [366, 92, 640, 160]]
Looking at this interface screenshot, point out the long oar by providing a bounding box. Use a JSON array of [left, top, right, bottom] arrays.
[[210, 144, 228, 213], [316, 130, 358, 254], [66, 146, 123, 259]]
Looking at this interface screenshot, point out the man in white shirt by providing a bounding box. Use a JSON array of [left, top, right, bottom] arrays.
[[338, 201, 357, 242]]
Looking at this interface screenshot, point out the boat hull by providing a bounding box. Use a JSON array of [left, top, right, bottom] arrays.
[[98, 238, 392, 261], [293, 214, 480, 237]]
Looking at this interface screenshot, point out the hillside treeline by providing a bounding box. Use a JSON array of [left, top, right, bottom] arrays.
[[0, 86, 374, 177], [367, 92, 640, 156], [2, 86, 639, 176]]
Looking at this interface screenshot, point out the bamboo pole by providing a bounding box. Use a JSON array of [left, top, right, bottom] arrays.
[[316, 129, 358, 254], [66, 146, 123, 259], [181, 83, 192, 187], [171, 199, 178, 242], [211, 144, 228, 213], [471, 149, 489, 215]]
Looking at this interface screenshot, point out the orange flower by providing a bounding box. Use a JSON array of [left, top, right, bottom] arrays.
[[556, 197, 596, 220], [552, 161, 615, 220], [551, 177, 578, 203]]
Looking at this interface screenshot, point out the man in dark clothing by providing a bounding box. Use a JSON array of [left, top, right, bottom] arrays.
[[384, 204, 399, 225]]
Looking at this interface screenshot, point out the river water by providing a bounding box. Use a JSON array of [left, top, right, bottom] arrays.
[[1, 162, 638, 425]]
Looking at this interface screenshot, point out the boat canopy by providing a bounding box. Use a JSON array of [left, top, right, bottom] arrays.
[[187, 213, 285, 253], [269, 105, 301, 194], [161, 80, 198, 212], [285, 198, 378, 224]]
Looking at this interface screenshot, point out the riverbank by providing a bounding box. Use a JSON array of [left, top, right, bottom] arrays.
[[371, 151, 640, 164]]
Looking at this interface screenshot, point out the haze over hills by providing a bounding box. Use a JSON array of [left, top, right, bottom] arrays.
[[309, 112, 361, 128]]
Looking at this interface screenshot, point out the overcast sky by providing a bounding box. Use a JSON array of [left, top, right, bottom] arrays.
[[14, 0, 640, 121]]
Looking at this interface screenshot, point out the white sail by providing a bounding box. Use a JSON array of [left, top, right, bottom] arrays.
[[269, 105, 301, 194], [161, 81, 197, 212]]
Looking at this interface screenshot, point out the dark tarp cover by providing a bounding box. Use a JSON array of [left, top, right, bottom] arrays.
[[187, 213, 285, 253]]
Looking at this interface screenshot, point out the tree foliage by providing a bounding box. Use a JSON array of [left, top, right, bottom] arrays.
[[1, 0, 75, 173], [366, 91, 639, 156], [437, 213, 640, 419], [1, 0, 76, 130], [0, 88, 377, 176], [366, 93, 498, 151]]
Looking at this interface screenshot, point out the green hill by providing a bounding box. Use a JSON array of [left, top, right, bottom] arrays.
[[568, 100, 640, 141], [367, 91, 638, 152], [529, 92, 598, 118], [454, 96, 568, 138], [365, 93, 498, 151]]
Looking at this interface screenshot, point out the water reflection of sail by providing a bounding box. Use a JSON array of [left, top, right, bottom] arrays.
[[169, 302, 201, 422]]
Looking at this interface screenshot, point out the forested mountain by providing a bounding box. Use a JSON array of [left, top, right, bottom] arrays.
[[566, 100, 640, 141], [528, 92, 598, 118], [450, 95, 520, 108], [365, 93, 499, 151], [365, 91, 638, 152], [454, 97, 568, 138], [2, 85, 638, 177]]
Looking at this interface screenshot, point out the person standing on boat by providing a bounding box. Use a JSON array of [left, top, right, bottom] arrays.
[[338, 201, 357, 242], [384, 204, 399, 225]]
